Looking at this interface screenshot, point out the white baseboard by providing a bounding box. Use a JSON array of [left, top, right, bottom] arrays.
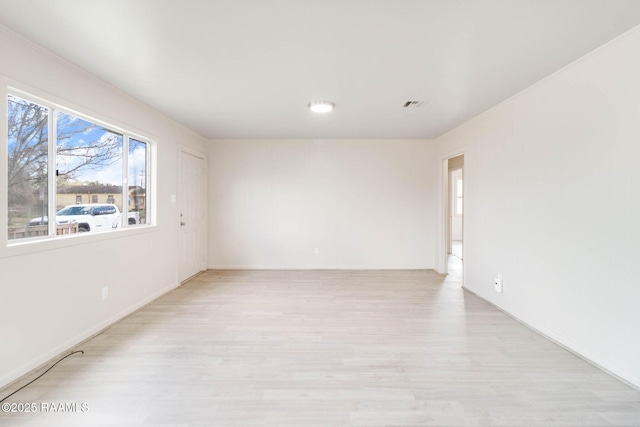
[[0, 281, 180, 390], [207, 264, 434, 270]]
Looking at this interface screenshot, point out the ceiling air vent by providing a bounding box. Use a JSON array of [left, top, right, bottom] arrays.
[[403, 100, 424, 108]]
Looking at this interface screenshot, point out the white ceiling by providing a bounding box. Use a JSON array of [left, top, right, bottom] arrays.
[[1, 0, 640, 140]]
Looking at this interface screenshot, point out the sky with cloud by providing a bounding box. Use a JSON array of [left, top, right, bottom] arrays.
[[57, 113, 147, 188]]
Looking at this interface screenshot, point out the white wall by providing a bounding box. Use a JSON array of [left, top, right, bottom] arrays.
[[0, 28, 207, 387], [435, 27, 640, 387], [209, 139, 435, 269]]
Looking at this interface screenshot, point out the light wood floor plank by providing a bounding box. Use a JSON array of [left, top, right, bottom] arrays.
[[1, 263, 640, 426]]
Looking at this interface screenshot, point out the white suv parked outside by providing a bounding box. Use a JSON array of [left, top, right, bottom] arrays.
[[29, 204, 121, 232]]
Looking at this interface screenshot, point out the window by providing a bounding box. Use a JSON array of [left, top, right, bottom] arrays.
[[455, 177, 463, 216], [57, 110, 123, 213], [128, 139, 148, 224], [6, 92, 152, 242], [7, 95, 49, 240]]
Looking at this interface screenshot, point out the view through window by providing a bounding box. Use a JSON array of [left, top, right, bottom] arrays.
[[7, 93, 151, 241], [455, 177, 463, 216]]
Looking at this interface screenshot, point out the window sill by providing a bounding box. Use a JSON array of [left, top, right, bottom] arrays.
[[1, 224, 158, 259]]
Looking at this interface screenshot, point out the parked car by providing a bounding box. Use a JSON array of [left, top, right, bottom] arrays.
[[28, 204, 121, 232], [128, 211, 141, 225]]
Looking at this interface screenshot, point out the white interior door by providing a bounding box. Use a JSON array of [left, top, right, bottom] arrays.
[[179, 148, 206, 282]]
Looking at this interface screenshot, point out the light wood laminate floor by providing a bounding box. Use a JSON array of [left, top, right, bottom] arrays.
[[2, 263, 640, 426]]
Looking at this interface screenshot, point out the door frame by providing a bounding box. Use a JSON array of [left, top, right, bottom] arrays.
[[178, 144, 208, 283], [436, 149, 465, 275]]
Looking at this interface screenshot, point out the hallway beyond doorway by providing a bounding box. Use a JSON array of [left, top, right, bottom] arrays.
[[451, 239, 462, 259]]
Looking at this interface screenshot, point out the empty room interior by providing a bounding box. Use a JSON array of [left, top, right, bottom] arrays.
[[1, 1, 640, 425]]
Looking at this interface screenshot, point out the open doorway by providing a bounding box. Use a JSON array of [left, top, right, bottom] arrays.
[[447, 154, 464, 280]]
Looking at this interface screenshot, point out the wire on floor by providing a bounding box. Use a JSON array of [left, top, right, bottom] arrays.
[[0, 350, 84, 403]]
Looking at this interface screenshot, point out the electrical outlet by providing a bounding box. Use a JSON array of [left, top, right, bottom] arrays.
[[314, 247, 319, 255], [494, 274, 503, 293], [102, 286, 109, 300]]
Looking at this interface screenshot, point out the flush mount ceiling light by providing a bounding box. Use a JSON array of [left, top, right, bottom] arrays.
[[308, 101, 335, 113]]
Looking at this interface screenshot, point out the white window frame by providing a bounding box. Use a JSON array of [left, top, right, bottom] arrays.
[[1, 77, 157, 259]]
